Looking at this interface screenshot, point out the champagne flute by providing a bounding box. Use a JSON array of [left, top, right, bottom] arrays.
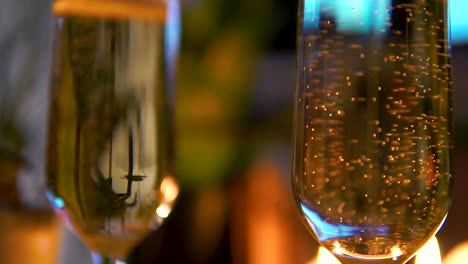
[[45, 0, 179, 263], [292, 0, 453, 264]]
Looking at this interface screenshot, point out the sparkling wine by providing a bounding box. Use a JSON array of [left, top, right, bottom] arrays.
[[293, 1, 453, 263], [46, 0, 176, 259]]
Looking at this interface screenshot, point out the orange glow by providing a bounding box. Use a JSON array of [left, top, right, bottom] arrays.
[[414, 236, 441, 264], [154, 176, 179, 219], [443, 241, 468, 264], [331, 241, 345, 256], [0, 212, 62, 264], [160, 176, 179, 203], [390, 246, 403, 261], [310, 236, 442, 264], [34, 232, 55, 255], [53, 0, 166, 21], [240, 162, 294, 264], [309, 247, 340, 264], [156, 203, 171, 218]]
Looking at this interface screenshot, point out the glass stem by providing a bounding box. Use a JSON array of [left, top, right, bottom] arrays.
[[91, 253, 126, 264]]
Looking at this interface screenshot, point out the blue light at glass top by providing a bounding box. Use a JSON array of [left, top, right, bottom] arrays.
[[303, 0, 391, 34], [451, 0, 468, 44], [304, 0, 468, 44]]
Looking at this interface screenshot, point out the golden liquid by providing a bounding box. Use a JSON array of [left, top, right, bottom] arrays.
[[294, 1, 452, 263], [47, 1, 175, 259]]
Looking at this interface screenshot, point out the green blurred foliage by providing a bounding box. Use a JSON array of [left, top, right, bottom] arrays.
[[176, 0, 278, 189]]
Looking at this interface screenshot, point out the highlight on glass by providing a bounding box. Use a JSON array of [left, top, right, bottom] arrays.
[[292, 0, 453, 263], [45, 0, 180, 263]]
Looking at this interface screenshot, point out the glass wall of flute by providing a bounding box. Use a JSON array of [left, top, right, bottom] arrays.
[[46, 0, 180, 263], [292, 0, 453, 264]]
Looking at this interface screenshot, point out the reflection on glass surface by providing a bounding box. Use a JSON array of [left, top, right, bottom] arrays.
[[46, 0, 178, 261]]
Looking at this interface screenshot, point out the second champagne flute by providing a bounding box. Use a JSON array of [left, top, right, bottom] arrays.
[[292, 0, 453, 263], [45, 0, 179, 263]]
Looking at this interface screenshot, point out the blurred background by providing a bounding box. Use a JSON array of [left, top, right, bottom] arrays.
[[1, 0, 468, 263]]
